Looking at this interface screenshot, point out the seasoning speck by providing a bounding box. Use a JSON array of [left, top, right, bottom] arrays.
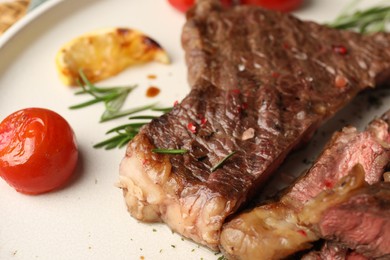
[[188, 122, 197, 134], [242, 128, 255, 140], [335, 75, 348, 89], [332, 45, 348, 55], [147, 74, 157, 79]]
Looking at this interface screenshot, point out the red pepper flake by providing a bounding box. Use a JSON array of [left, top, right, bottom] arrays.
[[283, 42, 290, 49], [187, 122, 197, 134], [241, 102, 248, 110], [231, 89, 241, 95], [173, 100, 179, 107], [332, 45, 348, 55], [335, 75, 348, 89], [324, 179, 333, 188], [297, 229, 307, 237], [271, 72, 280, 78], [200, 117, 208, 127]]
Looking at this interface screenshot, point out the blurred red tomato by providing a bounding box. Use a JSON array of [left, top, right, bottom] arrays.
[[167, 0, 303, 13], [168, 0, 232, 13]]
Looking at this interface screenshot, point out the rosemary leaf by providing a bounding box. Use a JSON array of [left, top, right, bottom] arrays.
[[74, 83, 136, 95], [100, 103, 157, 122], [69, 96, 108, 109], [118, 136, 133, 148], [93, 134, 128, 149], [151, 106, 173, 113], [152, 148, 188, 154], [106, 123, 147, 134], [210, 151, 237, 172], [328, 4, 390, 33], [70, 70, 137, 111], [105, 88, 133, 113], [128, 115, 158, 120], [104, 140, 124, 150]]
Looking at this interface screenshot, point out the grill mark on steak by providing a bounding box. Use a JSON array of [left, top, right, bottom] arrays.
[[119, 0, 390, 250], [220, 113, 390, 259]]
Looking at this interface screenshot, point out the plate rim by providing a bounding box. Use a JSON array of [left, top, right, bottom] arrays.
[[0, 0, 63, 49]]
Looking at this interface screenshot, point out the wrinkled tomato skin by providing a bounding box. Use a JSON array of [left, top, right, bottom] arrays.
[[167, 0, 232, 13], [0, 108, 78, 195], [240, 0, 303, 12]]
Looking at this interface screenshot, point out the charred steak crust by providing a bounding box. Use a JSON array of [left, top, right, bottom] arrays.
[[183, 1, 390, 91], [119, 0, 390, 250]]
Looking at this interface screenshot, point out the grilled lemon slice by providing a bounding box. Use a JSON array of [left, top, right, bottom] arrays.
[[56, 27, 170, 86]]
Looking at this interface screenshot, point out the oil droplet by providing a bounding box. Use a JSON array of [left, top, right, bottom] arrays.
[[146, 86, 160, 97]]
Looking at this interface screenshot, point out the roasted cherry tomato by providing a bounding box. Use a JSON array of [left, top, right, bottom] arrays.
[[167, 0, 232, 13], [240, 0, 303, 12], [0, 108, 78, 195]]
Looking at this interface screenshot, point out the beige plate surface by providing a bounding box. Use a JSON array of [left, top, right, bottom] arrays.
[[0, 0, 389, 259]]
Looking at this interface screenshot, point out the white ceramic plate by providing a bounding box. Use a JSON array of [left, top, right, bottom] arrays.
[[0, 1, 389, 259]]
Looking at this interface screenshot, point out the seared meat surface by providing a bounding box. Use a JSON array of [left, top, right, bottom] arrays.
[[301, 241, 369, 260], [220, 113, 390, 259], [300, 170, 390, 259], [119, 0, 390, 250]]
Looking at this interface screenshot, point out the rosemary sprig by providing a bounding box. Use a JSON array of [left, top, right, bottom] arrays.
[[152, 148, 188, 154], [210, 151, 237, 172], [93, 123, 148, 149], [94, 105, 173, 149], [128, 115, 159, 120], [70, 70, 163, 123], [151, 107, 174, 113], [68, 70, 176, 149], [70, 70, 137, 111], [100, 103, 157, 122], [328, 2, 390, 33], [93, 132, 135, 149]]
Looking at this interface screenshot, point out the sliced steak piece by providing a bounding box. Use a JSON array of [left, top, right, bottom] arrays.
[[301, 173, 390, 260], [300, 171, 390, 259], [220, 112, 390, 259], [119, 0, 390, 250], [301, 242, 369, 260]]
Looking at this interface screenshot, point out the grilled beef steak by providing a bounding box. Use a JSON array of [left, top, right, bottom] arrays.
[[301, 240, 369, 260], [119, 0, 390, 250], [300, 170, 390, 259], [220, 112, 390, 259]]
